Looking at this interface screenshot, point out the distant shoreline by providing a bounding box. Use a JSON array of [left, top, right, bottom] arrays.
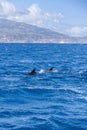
[[0, 42, 87, 44]]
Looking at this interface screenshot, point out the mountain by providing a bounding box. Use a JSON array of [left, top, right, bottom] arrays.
[[0, 19, 86, 43]]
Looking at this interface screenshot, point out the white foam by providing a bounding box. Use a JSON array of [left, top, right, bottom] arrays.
[[39, 69, 45, 74], [39, 69, 58, 74], [3, 77, 20, 81], [20, 59, 32, 63]]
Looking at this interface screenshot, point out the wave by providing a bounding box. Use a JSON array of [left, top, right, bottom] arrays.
[[58, 87, 83, 94]]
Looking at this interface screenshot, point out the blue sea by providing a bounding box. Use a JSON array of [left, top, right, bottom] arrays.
[[0, 43, 87, 130]]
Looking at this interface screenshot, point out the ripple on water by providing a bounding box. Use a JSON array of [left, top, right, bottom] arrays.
[[0, 44, 87, 130]]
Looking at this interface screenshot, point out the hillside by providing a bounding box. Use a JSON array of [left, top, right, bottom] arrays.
[[0, 19, 86, 43]]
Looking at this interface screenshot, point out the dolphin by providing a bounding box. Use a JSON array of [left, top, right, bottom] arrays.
[[46, 67, 54, 72], [27, 68, 37, 75], [27, 67, 57, 76]]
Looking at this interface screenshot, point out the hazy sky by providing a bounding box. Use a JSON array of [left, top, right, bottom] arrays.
[[0, 0, 87, 36]]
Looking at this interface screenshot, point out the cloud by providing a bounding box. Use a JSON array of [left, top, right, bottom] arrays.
[[0, 0, 87, 37], [69, 26, 87, 36], [0, 1, 64, 29], [0, 0, 16, 17], [10, 3, 64, 29], [27, 3, 42, 19]]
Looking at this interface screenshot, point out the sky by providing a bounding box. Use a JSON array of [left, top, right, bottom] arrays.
[[0, 0, 87, 36]]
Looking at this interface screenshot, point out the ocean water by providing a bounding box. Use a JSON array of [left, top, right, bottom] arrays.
[[0, 43, 87, 130]]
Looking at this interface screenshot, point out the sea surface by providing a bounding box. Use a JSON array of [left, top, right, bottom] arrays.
[[0, 43, 87, 130]]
